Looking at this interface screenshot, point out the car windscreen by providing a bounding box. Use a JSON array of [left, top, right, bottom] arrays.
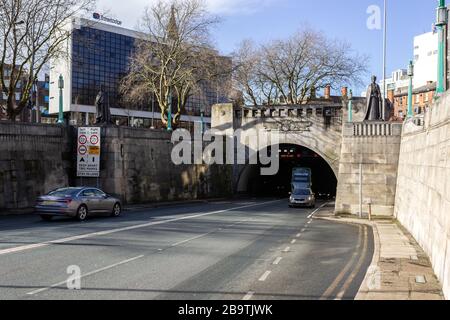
[[48, 188, 82, 197], [293, 189, 311, 196]]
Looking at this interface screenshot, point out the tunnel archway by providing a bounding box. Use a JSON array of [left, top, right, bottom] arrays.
[[237, 144, 338, 198]]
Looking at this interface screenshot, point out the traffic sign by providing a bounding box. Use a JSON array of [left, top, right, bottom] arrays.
[[77, 127, 101, 177]]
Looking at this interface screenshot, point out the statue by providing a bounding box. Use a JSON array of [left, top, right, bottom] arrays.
[[95, 85, 112, 125], [364, 75, 383, 121]]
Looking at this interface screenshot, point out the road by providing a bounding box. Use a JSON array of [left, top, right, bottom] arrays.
[[0, 199, 373, 300]]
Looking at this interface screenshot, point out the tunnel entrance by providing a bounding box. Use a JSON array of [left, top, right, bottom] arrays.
[[238, 144, 337, 198]]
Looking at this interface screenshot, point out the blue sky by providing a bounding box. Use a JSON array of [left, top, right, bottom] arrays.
[[211, 0, 436, 89], [99, 0, 438, 93]]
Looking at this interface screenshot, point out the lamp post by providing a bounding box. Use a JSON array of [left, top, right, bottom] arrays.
[[348, 89, 353, 122], [382, 0, 388, 119], [57, 74, 64, 124], [407, 60, 414, 118], [167, 89, 172, 132], [200, 105, 205, 134], [150, 93, 155, 129], [436, 0, 448, 94]]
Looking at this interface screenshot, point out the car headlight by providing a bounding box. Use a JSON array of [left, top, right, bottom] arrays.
[[290, 196, 294, 201], [308, 196, 313, 201]]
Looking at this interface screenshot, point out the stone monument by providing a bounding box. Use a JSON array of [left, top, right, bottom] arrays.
[[95, 85, 112, 125]]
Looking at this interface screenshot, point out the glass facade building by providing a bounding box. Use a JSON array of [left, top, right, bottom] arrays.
[[71, 26, 136, 109], [50, 18, 231, 128]]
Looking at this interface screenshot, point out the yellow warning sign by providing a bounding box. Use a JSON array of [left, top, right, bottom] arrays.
[[89, 146, 100, 155]]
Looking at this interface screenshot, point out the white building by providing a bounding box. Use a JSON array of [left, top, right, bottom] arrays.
[[379, 69, 410, 97], [413, 31, 438, 89]]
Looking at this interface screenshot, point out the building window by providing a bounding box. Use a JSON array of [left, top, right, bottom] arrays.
[[415, 94, 420, 104], [425, 93, 429, 102], [15, 93, 20, 101]]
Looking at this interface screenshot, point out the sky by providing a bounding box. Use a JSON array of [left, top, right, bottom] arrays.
[[95, 0, 437, 94]]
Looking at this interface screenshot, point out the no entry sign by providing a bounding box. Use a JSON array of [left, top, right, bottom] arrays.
[[77, 127, 101, 177]]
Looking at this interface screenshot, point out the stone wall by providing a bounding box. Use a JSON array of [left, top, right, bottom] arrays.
[[335, 122, 402, 216], [0, 122, 71, 210], [0, 123, 233, 212], [394, 93, 450, 299], [75, 126, 233, 204]]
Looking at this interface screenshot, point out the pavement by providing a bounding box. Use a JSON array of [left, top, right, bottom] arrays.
[[0, 199, 373, 300], [314, 204, 444, 300]]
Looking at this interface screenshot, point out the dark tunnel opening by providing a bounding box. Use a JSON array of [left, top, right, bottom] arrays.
[[238, 144, 337, 199]]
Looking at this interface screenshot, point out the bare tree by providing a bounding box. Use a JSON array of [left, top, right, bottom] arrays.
[[0, 0, 95, 121], [233, 28, 368, 106], [120, 0, 230, 128]]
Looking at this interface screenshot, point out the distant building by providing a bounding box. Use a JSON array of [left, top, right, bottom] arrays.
[[49, 17, 231, 129], [413, 32, 438, 89], [392, 81, 436, 120], [379, 69, 410, 98]]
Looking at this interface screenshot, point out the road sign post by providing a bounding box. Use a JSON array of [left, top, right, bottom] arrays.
[[77, 127, 101, 178]]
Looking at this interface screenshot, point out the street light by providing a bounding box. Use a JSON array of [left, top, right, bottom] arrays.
[[57, 74, 64, 124], [200, 105, 205, 134], [436, 0, 448, 93], [167, 89, 172, 132], [348, 89, 353, 122], [382, 0, 388, 119], [407, 60, 414, 118], [150, 93, 155, 129]]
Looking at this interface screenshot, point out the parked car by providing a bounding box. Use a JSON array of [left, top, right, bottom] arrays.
[[289, 188, 316, 208], [35, 187, 122, 221]]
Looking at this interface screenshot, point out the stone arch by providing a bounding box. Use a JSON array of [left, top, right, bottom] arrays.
[[235, 142, 339, 195]]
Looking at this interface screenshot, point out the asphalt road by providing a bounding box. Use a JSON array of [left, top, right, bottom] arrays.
[[0, 199, 373, 300]]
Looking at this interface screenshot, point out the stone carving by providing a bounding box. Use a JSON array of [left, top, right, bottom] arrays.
[[264, 120, 313, 132], [95, 86, 112, 125]]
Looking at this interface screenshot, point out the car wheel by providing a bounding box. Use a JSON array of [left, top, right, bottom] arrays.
[[76, 205, 88, 221], [40, 215, 53, 221], [111, 203, 121, 217]]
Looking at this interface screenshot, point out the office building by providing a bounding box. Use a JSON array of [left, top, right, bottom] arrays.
[[49, 17, 231, 128]]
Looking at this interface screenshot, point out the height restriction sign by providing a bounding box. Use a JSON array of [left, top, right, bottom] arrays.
[[77, 127, 101, 177]]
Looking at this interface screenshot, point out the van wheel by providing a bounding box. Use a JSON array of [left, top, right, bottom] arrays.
[[76, 205, 88, 221]]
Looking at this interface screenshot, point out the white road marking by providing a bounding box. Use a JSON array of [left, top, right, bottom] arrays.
[[259, 271, 272, 282], [273, 257, 283, 265], [0, 201, 280, 256], [26, 255, 145, 296], [243, 291, 255, 300], [296, 233, 301, 238], [283, 247, 291, 253], [307, 220, 312, 225], [307, 202, 329, 219], [171, 233, 214, 247], [171, 219, 251, 247], [301, 228, 306, 233], [291, 239, 297, 244]]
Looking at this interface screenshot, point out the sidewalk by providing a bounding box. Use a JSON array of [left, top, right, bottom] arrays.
[[315, 204, 444, 300]]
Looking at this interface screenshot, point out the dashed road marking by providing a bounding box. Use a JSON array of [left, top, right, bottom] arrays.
[[273, 257, 283, 265], [259, 271, 272, 282], [283, 247, 291, 253], [291, 239, 297, 244], [296, 233, 301, 238]]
